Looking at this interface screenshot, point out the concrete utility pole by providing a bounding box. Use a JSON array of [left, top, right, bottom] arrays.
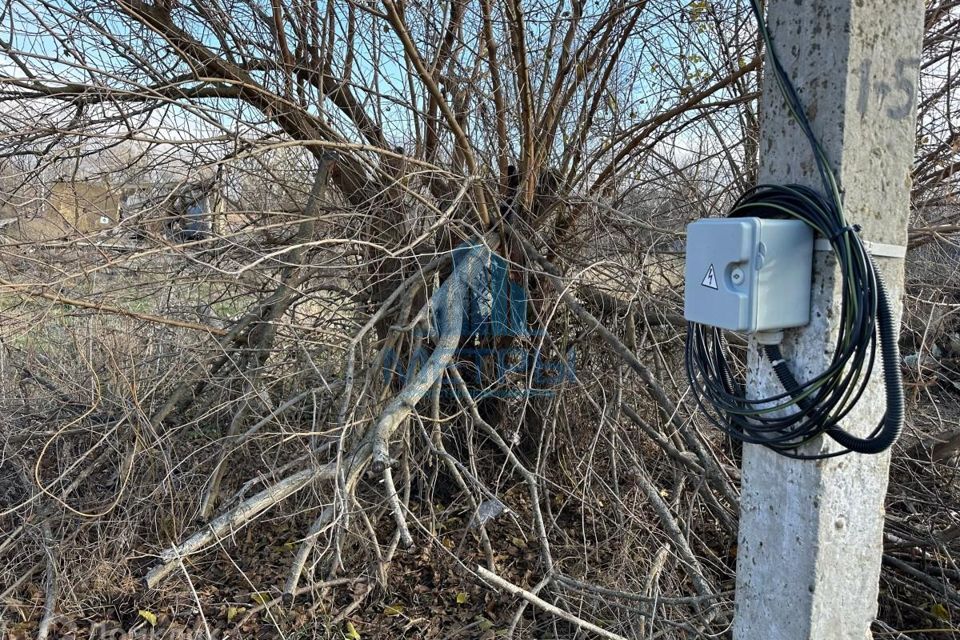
[[734, 2, 924, 639]]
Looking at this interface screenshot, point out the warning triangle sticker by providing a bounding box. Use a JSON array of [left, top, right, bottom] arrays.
[[701, 264, 718, 290]]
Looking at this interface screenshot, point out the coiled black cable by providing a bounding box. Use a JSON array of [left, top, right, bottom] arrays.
[[685, 186, 904, 458], [683, 2, 905, 459]]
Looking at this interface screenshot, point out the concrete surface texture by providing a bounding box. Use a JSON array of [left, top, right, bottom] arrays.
[[734, 1, 924, 639]]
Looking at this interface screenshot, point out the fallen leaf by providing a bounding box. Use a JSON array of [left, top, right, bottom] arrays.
[[250, 592, 272, 606], [345, 621, 361, 639], [383, 604, 404, 617], [931, 602, 950, 621], [456, 592, 468, 605], [226, 606, 244, 623], [138, 610, 158, 627]]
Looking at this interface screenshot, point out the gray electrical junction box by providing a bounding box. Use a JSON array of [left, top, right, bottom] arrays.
[[683, 217, 814, 333]]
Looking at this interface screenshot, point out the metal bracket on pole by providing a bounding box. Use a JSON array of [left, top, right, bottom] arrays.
[[814, 238, 907, 259]]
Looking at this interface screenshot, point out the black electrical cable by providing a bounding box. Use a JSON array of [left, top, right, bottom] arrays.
[[683, 3, 905, 458]]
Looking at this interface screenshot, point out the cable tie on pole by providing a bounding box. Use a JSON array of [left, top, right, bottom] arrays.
[[829, 224, 857, 241]]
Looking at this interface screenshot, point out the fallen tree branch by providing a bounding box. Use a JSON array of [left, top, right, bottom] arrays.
[[633, 468, 714, 599], [283, 447, 370, 599], [144, 452, 358, 589], [882, 554, 960, 606], [382, 464, 413, 548], [283, 505, 336, 601], [199, 381, 343, 519], [621, 403, 704, 475], [476, 567, 630, 640], [36, 520, 58, 640]]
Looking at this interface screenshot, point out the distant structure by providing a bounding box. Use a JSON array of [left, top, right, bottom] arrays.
[[120, 178, 222, 240], [49, 180, 122, 233], [3, 177, 222, 242]]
